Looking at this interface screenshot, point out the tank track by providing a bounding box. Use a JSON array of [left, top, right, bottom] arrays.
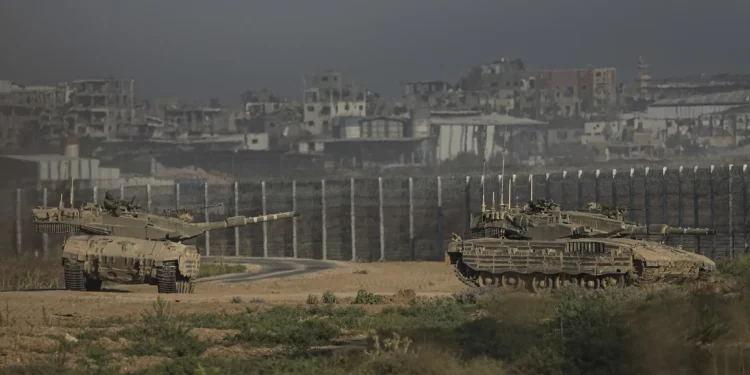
[[454, 262, 480, 288], [64, 259, 85, 291], [157, 263, 195, 294], [64, 260, 103, 292]]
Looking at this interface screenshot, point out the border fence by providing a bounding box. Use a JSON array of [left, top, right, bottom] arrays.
[[2, 163, 748, 262]]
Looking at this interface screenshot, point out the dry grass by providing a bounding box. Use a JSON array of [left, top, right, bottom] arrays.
[[0, 254, 63, 291]]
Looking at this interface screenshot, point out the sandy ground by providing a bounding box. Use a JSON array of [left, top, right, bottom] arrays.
[[0, 261, 465, 324]]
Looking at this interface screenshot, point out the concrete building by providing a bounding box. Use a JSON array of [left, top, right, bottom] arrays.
[[646, 90, 750, 120], [535, 67, 617, 112], [459, 58, 530, 92], [162, 105, 225, 133], [429, 111, 548, 163], [67, 78, 136, 138], [401, 81, 451, 96], [243, 89, 297, 117], [303, 71, 367, 136], [0, 81, 72, 150]]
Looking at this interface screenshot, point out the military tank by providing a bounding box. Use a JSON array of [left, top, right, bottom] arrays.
[[446, 197, 717, 293], [32, 195, 299, 294]]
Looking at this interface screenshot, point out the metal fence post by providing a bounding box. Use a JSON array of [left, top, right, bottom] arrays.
[[234, 182, 239, 257], [729, 164, 734, 260], [661, 167, 667, 223], [644, 167, 651, 226], [611, 169, 617, 206], [577, 170, 582, 208], [15, 188, 21, 254], [321, 179, 326, 260], [146, 184, 152, 213], [409, 176, 415, 261], [42, 188, 49, 256], [350, 178, 356, 261], [379, 176, 385, 261], [693, 166, 701, 255], [292, 180, 298, 259], [262, 180, 269, 258], [594, 169, 600, 202], [678, 166, 683, 227], [744, 165, 748, 255], [710, 165, 716, 259], [175, 183, 181, 210], [529, 174, 534, 202], [464, 176, 471, 233], [204, 182, 210, 256], [437, 176, 443, 257], [629, 168, 635, 222]]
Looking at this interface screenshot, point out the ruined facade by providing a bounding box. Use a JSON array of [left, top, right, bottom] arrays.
[[303, 71, 367, 136], [67, 79, 136, 138], [534, 67, 617, 113], [0, 81, 72, 150]]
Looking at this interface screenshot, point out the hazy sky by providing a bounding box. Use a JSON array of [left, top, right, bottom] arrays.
[[1, 0, 746, 104]]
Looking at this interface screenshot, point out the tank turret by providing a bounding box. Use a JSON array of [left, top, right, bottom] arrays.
[[31, 196, 300, 294], [32, 202, 299, 241], [446, 195, 718, 293]]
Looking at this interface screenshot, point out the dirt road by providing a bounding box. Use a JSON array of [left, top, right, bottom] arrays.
[[0, 261, 466, 324]]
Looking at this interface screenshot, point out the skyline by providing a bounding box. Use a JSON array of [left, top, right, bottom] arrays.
[[1, 0, 746, 104]]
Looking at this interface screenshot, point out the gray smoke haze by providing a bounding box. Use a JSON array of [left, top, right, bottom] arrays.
[[1, 0, 745, 103]]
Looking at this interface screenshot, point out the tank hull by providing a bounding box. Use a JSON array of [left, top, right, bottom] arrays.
[[61, 235, 200, 293], [446, 237, 716, 292]]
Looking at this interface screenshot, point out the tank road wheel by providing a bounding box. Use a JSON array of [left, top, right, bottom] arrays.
[[579, 275, 600, 290], [530, 274, 553, 294], [63, 259, 85, 291], [600, 274, 625, 289], [500, 272, 524, 291], [157, 263, 195, 294], [479, 272, 499, 287], [554, 274, 578, 289]]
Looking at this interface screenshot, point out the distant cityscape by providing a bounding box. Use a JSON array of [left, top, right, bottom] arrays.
[[3, 56, 750, 187]]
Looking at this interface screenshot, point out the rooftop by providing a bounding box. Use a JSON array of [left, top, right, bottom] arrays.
[[2, 154, 95, 162], [430, 113, 547, 127], [651, 90, 750, 106]]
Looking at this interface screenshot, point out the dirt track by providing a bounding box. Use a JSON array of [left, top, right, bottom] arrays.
[[0, 261, 465, 324]]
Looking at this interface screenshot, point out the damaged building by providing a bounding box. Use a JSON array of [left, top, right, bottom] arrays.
[[303, 71, 367, 136]]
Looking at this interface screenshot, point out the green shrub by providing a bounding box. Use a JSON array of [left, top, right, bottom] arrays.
[[353, 289, 384, 305]]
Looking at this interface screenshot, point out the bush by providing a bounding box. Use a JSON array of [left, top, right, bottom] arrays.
[[353, 289, 384, 305], [322, 291, 339, 304]]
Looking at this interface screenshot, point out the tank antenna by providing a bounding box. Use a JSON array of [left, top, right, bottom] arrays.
[[492, 192, 496, 211], [500, 124, 507, 206], [500, 155, 505, 206], [69, 165, 74, 207], [481, 125, 487, 213]]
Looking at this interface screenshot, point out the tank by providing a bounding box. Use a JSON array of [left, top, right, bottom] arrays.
[[32, 197, 299, 293], [446, 198, 717, 293]]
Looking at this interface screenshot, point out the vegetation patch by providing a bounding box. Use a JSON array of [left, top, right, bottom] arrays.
[[0, 256, 63, 291]]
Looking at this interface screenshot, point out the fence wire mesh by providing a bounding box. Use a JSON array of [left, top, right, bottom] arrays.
[[3, 164, 749, 261]]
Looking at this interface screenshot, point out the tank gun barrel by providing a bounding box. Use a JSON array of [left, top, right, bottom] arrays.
[[201, 211, 299, 231], [620, 224, 716, 236]]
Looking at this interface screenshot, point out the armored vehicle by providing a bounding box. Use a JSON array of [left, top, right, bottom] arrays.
[[447, 198, 717, 293], [33, 196, 299, 293]]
